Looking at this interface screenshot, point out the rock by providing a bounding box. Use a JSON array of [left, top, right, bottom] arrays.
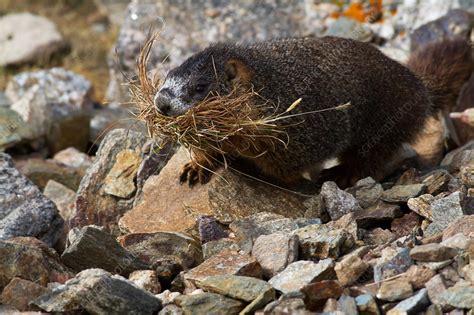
[[268, 259, 335, 294], [44, 180, 76, 221], [381, 184, 426, 203], [156, 289, 181, 305], [441, 141, 474, 173], [7, 68, 93, 153], [411, 9, 472, 52], [252, 233, 298, 279], [1, 277, 50, 311], [355, 294, 380, 315], [240, 289, 276, 315], [443, 215, 474, 240], [197, 215, 228, 243], [441, 233, 470, 250], [53, 147, 93, 170], [326, 212, 359, 242], [346, 177, 383, 208], [159, 304, 184, 315], [337, 295, 358, 315], [335, 251, 369, 286], [202, 238, 239, 260], [0, 153, 63, 245], [0, 107, 32, 150], [72, 129, 147, 234], [324, 17, 373, 41], [354, 201, 403, 229], [391, 212, 421, 238], [422, 170, 453, 195], [320, 181, 362, 220], [408, 194, 434, 220], [301, 280, 343, 311], [374, 248, 413, 282], [0, 237, 72, 288], [362, 228, 396, 245], [196, 275, 274, 302], [460, 164, 474, 187], [183, 250, 261, 292], [0, 13, 65, 66], [387, 288, 430, 315], [61, 225, 147, 275], [303, 194, 328, 221], [292, 224, 353, 260], [410, 243, 458, 262], [376, 278, 413, 302], [18, 158, 83, 191], [425, 274, 449, 308], [442, 282, 474, 309], [230, 212, 299, 253], [426, 192, 465, 236], [174, 292, 243, 315], [33, 268, 162, 314], [119, 232, 203, 269], [403, 265, 436, 289], [129, 270, 161, 294], [263, 292, 311, 314]]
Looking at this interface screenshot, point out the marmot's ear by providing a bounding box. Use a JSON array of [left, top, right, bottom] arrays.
[[224, 59, 253, 86]]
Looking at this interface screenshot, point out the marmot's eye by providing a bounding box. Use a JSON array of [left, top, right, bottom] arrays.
[[195, 84, 207, 93]]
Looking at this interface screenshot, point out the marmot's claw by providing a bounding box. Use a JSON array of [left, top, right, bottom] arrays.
[[179, 162, 212, 187]]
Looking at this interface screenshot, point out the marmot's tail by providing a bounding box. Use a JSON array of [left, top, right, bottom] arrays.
[[407, 37, 473, 112]]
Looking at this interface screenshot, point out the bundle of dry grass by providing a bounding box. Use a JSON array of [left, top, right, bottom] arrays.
[[129, 34, 293, 163]]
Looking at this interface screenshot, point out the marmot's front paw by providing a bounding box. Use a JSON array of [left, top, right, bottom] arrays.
[[179, 162, 212, 187]]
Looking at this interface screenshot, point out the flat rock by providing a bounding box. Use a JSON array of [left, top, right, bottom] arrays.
[[252, 233, 298, 279], [0, 153, 63, 246], [268, 259, 335, 294], [0, 13, 65, 66], [103, 148, 142, 198], [129, 270, 161, 294], [381, 184, 426, 203], [33, 268, 162, 314], [362, 227, 396, 245], [174, 292, 243, 315], [61, 225, 147, 275], [292, 224, 353, 260], [183, 250, 261, 292], [422, 170, 453, 195], [0, 237, 73, 288], [196, 275, 274, 302], [72, 129, 147, 234], [320, 181, 362, 220], [441, 233, 470, 250], [387, 288, 430, 315], [442, 215, 474, 240], [1, 277, 50, 311], [354, 201, 402, 229], [301, 280, 343, 311], [376, 278, 413, 302], [408, 194, 434, 220], [202, 238, 240, 260], [426, 192, 465, 236], [346, 177, 383, 208], [410, 243, 458, 262], [119, 231, 203, 269]]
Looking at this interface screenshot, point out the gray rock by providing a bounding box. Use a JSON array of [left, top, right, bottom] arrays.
[[33, 268, 162, 314], [202, 238, 240, 260], [355, 294, 380, 315], [252, 233, 298, 279], [346, 177, 384, 208], [426, 191, 465, 236], [174, 292, 243, 315], [354, 201, 402, 229], [0, 153, 63, 246], [387, 288, 430, 315], [268, 259, 335, 294], [374, 248, 413, 282], [196, 275, 274, 302], [159, 304, 184, 315], [441, 141, 474, 173], [0, 107, 32, 150], [0, 13, 65, 66], [324, 17, 374, 41], [337, 295, 358, 315], [321, 181, 362, 220], [263, 292, 311, 314], [61, 225, 147, 275], [410, 244, 458, 262], [442, 282, 474, 309], [197, 215, 228, 244], [381, 184, 426, 203], [425, 274, 449, 309], [0, 92, 10, 107]]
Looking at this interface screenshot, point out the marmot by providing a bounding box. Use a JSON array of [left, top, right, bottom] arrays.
[[154, 36, 473, 187]]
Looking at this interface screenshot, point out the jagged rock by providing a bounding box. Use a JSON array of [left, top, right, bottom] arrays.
[[426, 192, 465, 236], [381, 184, 426, 203], [402, 265, 436, 289], [334, 250, 370, 286], [387, 288, 430, 315], [362, 227, 396, 245], [292, 224, 353, 260], [174, 292, 243, 315], [301, 280, 343, 311], [196, 275, 274, 302], [119, 232, 203, 269], [326, 212, 359, 241], [425, 274, 449, 309], [422, 170, 453, 195], [129, 270, 161, 294], [0, 13, 65, 66], [197, 215, 228, 243], [441, 233, 470, 250], [158, 304, 184, 315], [72, 129, 147, 234], [346, 177, 384, 208], [0, 153, 63, 245], [264, 292, 312, 314], [408, 194, 434, 220], [391, 212, 421, 238], [337, 295, 358, 315], [354, 201, 402, 229], [202, 238, 239, 260], [156, 290, 181, 305], [183, 250, 261, 292], [61, 225, 147, 275], [32, 268, 162, 314], [268, 259, 335, 294], [374, 248, 413, 282], [321, 181, 362, 220], [240, 289, 276, 314], [0, 237, 73, 289], [441, 141, 474, 173], [1, 277, 50, 312], [442, 215, 474, 240], [252, 233, 298, 279], [410, 244, 458, 262], [355, 294, 380, 315], [442, 282, 474, 309], [324, 17, 373, 41], [0, 107, 32, 150], [376, 278, 413, 302]]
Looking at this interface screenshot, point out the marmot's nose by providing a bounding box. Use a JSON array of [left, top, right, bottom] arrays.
[[154, 88, 173, 116]]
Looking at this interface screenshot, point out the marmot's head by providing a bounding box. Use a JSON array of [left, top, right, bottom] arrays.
[[154, 44, 253, 116]]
